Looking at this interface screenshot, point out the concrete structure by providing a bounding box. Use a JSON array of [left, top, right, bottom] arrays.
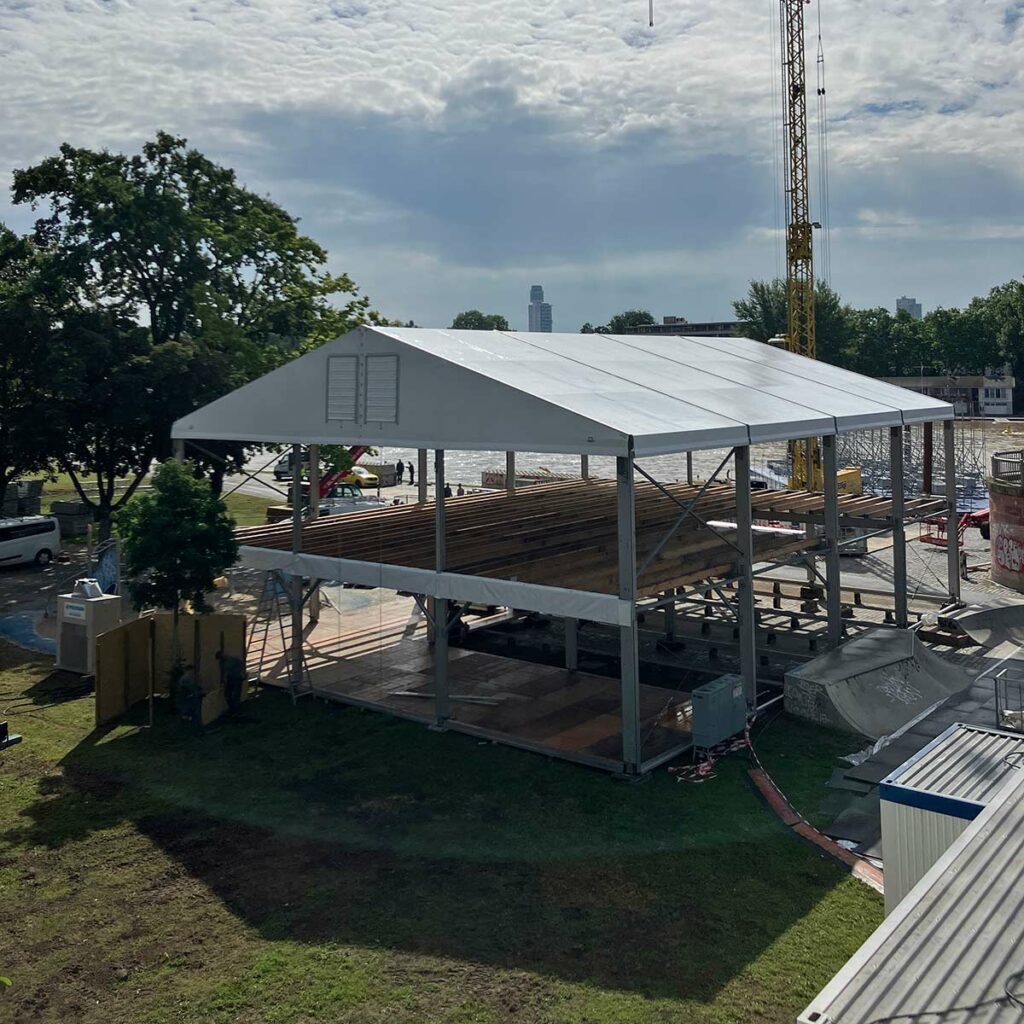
[[800, 764, 1024, 1024], [527, 285, 552, 333], [628, 317, 744, 338], [896, 295, 923, 319], [879, 369, 1015, 416], [173, 327, 958, 775], [878, 723, 1024, 914]]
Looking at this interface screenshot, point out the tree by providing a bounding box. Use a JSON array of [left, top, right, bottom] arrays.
[[606, 310, 655, 334], [733, 278, 852, 366], [0, 226, 65, 498], [116, 460, 239, 653], [451, 310, 510, 331], [579, 322, 596, 334], [12, 132, 384, 495]]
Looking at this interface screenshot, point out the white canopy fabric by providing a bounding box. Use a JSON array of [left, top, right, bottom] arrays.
[[172, 326, 953, 457]]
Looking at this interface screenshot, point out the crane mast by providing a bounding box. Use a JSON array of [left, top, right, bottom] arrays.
[[781, 0, 820, 490]]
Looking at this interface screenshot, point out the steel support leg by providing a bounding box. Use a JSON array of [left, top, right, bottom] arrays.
[[686, 451, 693, 486], [173, 438, 185, 464], [823, 435, 842, 644], [664, 589, 676, 640], [307, 444, 320, 623], [889, 426, 908, 628], [418, 448, 428, 503], [923, 422, 934, 494], [565, 617, 578, 672], [434, 449, 450, 723], [581, 454, 589, 480], [617, 453, 641, 772], [506, 451, 516, 494], [290, 445, 304, 679], [944, 420, 961, 603], [735, 446, 757, 707]]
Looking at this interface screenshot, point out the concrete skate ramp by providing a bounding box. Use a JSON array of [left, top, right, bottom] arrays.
[[954, 603, 1024, 649], [784, 629, 973, 739]]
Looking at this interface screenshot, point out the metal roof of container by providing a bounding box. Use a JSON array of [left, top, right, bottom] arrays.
[[172, 327, 953, 458], [880, 724, 1024, 818], [799, 768, 1024, 1024]]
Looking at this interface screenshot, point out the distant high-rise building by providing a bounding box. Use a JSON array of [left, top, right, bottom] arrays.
[[896, 296, 923, 319], [528, 284, 553, 332]]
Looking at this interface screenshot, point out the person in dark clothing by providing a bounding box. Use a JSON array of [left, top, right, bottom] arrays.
[[407, 461, 415, 486], [456, 483, 465, 496], [395, 459, 404, 483], [216, 650, 246, 715], [443, 483, 453, 498], [175, 665, 202, 727]]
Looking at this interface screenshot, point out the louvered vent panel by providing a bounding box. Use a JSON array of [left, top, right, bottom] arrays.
[[365, 355, 399, 423]]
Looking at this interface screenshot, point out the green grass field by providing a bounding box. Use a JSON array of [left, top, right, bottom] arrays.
[[0, 641, 880, 1024]]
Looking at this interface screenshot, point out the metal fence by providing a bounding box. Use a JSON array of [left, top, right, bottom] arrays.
[[991, 450, 1024, 485]]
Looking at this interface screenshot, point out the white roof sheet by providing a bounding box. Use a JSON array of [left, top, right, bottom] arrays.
[[799, 768, 1024, 1024], [172, 327, 952, 457]]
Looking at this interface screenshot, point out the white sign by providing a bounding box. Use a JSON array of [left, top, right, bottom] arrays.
[[63, 602, 86, 622]]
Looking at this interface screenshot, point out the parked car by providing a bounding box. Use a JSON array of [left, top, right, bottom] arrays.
[[273, 451, 310, 481], [340, 466, 379, 488], [0, 516, 61, 567]]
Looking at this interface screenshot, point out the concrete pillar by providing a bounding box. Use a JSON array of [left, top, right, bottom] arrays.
[[735, 446, 757, 707], [417, 448, 428, 504], [944, 420, 961, 603], [617, 452, 641, 772], [565, 617, 578, 672], [890, 426, 908, 628], [433, 448, 450, 724], [506, 451, 516, 494], [823, 435, 842, 644]]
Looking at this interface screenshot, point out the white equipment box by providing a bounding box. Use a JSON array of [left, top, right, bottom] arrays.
[[56, 593, 121, 675]]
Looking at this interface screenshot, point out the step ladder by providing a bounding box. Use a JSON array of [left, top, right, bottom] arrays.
[[248, 570, 313, 702]]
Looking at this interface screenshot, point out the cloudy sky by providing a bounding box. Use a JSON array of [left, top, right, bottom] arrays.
[[1, 0, 1022, 330]]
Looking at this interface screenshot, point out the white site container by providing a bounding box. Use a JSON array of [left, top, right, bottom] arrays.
[[879, 722, 1024, 914]]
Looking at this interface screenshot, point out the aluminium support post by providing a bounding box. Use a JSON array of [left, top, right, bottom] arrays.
[[923, 422, 934, 494], [506, 451, 516, 494], [289, 445, 304, 683], [433, 449, 450, 724], [944, 419, 961, 603], [889, 426, 908, 628], [617, 451, 641, 772], [822, 435, 843, 644], [686, 451, 693, 486], [307, 444, 320, 623], [734, 446, 757, 707], [565, 617, 578, 672], [417, 448, 428, 504]]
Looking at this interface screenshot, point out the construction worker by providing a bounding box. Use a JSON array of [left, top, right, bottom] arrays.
[[175, 665, 202, 729], [395, 459, 404, 484]]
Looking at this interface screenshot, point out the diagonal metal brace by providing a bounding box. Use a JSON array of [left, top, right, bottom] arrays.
[[635, 450, 740, 577]]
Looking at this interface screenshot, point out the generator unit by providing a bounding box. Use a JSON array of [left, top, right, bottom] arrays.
[[56, 591, 121, 675], [691, 674, 747, 749]]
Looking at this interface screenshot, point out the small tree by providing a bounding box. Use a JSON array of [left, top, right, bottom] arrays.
[[451, 310, 510, 331], [116, 461, 239, 655]]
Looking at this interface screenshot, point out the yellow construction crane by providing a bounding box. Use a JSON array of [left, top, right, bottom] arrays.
[[779, 0, 822, 490]]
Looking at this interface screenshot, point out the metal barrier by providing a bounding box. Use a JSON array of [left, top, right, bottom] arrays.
[[995, 666, 1024, 732], [992, 450, 1024, 485]]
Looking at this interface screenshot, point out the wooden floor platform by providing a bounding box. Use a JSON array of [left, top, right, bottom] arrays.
[[236, 478, 947, 598], [252, 593, 692, 771]]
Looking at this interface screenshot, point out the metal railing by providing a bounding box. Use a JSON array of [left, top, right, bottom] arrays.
[[995, 666, 1024, 733], [992, 450, 1024, 485]]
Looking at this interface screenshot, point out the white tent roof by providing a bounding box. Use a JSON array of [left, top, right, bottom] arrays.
[[172, 327, 953, 457]]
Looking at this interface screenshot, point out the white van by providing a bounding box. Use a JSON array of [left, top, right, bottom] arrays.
[[0, 516, 61, 567]]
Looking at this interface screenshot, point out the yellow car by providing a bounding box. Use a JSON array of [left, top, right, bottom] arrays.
[[340, 466, 379, 488]]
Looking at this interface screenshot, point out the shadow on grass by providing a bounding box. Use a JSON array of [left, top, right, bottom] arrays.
[[6, 685, 854, 1003]]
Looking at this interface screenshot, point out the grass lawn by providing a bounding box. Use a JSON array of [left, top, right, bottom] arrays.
[[0, 641, 881, 1024]]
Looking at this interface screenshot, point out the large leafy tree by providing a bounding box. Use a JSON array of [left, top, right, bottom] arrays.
[[0, 226, 65, 497], [451, 310, 509, 330], [12, 132, 382, 495], [117, 460, 239, 651]]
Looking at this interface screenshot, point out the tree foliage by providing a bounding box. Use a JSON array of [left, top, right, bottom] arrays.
[[451, 310, 510, 331], [0, 227, 65, 497], [116, 460, 238, 615]]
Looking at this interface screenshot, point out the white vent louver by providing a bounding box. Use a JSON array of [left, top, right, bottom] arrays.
[[364, 355, 399, 423], [326, 356, 358, 421]]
